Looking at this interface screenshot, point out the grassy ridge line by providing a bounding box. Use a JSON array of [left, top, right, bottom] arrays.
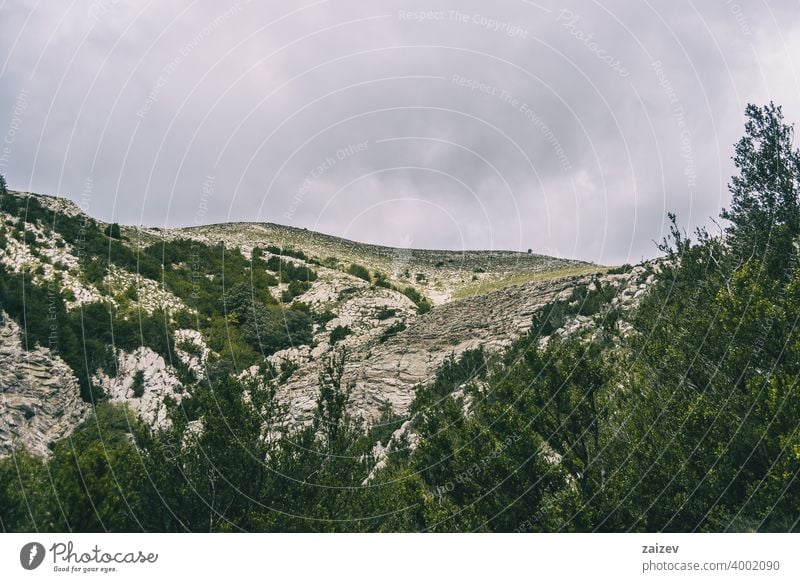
[[11, 189, 599, 303], [127, 221, 597, 303], [452, 264, 608, 300]]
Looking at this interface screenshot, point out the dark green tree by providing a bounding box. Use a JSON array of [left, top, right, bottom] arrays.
[[104, 222, 122, 239], [722, 102, 800, 280]]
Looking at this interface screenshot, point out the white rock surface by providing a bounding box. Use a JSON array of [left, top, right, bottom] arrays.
[[0, 313, 89, 456], [93, 347, 184, 428], [174, 328, 211, 379]]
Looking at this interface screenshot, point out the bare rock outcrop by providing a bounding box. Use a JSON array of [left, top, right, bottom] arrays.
[[0, 313, 89, 456], [93, 347, 185, 428], [276, 273, 599, 424], [275, 264, 658, 425]]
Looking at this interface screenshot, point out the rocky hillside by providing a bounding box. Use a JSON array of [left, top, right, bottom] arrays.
[[0, 189, 652, 456], [0, 315, 88, 456], [5, 105, 796, 535]]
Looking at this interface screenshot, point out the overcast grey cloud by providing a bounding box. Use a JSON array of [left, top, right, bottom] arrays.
[[1, 0, 799, 264]]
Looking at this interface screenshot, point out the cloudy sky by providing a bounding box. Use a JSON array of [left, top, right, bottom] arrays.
[[1, 0, 798, 264]]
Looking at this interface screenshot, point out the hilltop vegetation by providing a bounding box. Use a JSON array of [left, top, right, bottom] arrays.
[[1, 103, 799, 532]]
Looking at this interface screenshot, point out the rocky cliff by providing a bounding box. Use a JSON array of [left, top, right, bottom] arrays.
[[0, 189, 655, 456], [0, 313, 88, 456], [274, 264, 655, 425]]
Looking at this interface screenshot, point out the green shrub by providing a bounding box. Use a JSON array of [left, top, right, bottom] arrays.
[[409, 348, 486, 414], [569, 280, 615, 316], [402, 286, 433, 314], [373, 271, 391, 288], [329, 325, 352, 344], [347, 263, 370, 282], [376, 307, 397, 320], [379, 320, 406, 343], [131, 370, 145, 398], [289, 301, 310, 313], [284, 279, 311, 300], [265, 256, 317, 283], [401, 286, 423, 303], [314, 309, 336, 327], [265, 245, 310, 262]]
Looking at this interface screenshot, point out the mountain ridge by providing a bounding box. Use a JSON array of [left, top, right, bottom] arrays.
[[0, 187, 644, 457], [12, 189, 597, 271]]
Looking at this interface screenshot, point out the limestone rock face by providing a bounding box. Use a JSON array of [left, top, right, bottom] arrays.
[[276, 272, 615, 424], [0, 313, 89, 457], [93, 347, 184, 428], [174, 328, 210, 379]]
